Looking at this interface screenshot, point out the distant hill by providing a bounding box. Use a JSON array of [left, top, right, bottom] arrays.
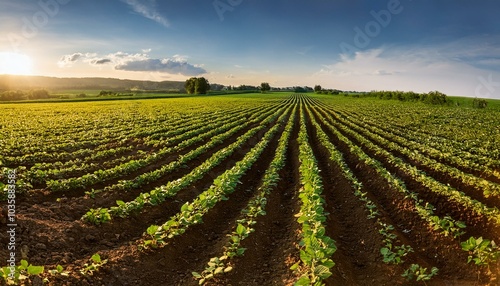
[[0, 75, 185, 91]]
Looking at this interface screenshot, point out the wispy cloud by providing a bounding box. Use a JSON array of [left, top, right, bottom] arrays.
[[122, 0, 169, 27]]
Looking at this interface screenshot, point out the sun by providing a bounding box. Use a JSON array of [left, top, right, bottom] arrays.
[[0, 52, 33, 75]]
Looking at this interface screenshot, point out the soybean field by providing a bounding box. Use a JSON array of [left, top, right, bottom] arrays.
[[1, 93, 499, 285]]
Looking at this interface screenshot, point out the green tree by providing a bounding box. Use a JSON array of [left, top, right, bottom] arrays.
[[195, 77, 210, 94], [473, 98, 488, 109], [260, 82, 271, 93], [314, 85, 322, 93], [186, 77, 210, 94], [185, 77, 197, 94], [29, 89, 50, 99], [422, 91, 447, 105]]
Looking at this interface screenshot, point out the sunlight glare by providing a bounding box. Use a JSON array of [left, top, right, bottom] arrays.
[[0, 52, 33, 75]]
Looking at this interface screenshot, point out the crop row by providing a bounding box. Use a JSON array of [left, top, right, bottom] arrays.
[[331, 104, 500, 167], [82, 104, 290, 223], [140, 104, 291, 249], [95, 103, 283, 195], [290, 100, 336, 285], [303, 102, 419, 275], [25, 104, 259, 174], [310, 102, 500, 227], [306, 95, 500, 271], [192, 104, 297, 284], [315, 100, 500, 190], [47, 104, 282, 193]]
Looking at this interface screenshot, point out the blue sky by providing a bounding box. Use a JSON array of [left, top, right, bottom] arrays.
[[1, 0, 500, 97]]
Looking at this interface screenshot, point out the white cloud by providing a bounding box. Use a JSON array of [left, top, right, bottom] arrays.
[[58, 52, 96, 67], [172, 54, 188, 62], [115, 58, 206, 76], [122, 0, 169, 27], [311, 42, 500, 98], [57, 50, 206, 76], [91, 59, 112, 65]]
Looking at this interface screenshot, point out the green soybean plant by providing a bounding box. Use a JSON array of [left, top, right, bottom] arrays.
[[461, 237, 500, 268], [402, 264, 439, 284], [0, 260, 44, 285]]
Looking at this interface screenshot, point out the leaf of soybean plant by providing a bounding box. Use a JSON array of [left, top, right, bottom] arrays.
[[290, 262, 300, 271], [294, 275, 311, 286], [147, 225, 159, 236], [380, 247, 390, 256], [91, 254, 101, 263], [20, 260, 29, 269], [27, 265, 44, 276], [236, 248, 246, 256], [181, 203, 190, 212], [321, 258, 335, 268], [192, 271, 202, 278], [214, 267, 224, 275], [314, 264, 332, 279], [300, 250, 312, 264], [236, 224, 246, 236], [297, 215, 309, 224]]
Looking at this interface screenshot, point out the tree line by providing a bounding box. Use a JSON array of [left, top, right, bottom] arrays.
[[360, 90, 450, 105], [0, 89, 50, 101], [185, 77, 274, 94]]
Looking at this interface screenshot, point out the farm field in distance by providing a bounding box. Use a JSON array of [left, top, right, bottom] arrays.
[[1, 93, 499, 285]]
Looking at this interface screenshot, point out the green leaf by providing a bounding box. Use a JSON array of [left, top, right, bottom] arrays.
[[181, 203, 190, 212], [294, 275, 311, 286], [236, 247, 246, 256], [314, 265, 332, 279], [214, 267, 224, 274], [236, 224, 246, 236], [380, 247, 390, 256], [147, 225, 159, 236], [91, 254, 101, 263], [21, 260, 29, 269], [299, 250, 312, 264], [56, 265, 64, 273], [192, 271, 202, 278], [297, 215, 309, 224], [27, 265, 44, 275], [321, 259, 335, 268], [290, 262, 300, 271]]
